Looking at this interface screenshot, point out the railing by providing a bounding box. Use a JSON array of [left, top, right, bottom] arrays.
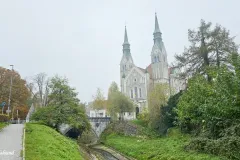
[[9, 120, 26, 124], [88, 117, 111, 122]]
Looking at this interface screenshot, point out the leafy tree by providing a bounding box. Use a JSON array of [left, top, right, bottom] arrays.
[[0, 67, 30, 114], [107, 86, 134, 121], [92, 88, 106, 110], [161, 91, 183, 129], [175, 20, 238, 81], [178, 55, 240, 159], [31, 75, 90, 133], [148, 83, 170, 131], [107, 82, 119, 120], [12, 106, 29, 120], [107, 82, 119, 99], [177, 64, 240, 134], [48, 76, 79, 106]]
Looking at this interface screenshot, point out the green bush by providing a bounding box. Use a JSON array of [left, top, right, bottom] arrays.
[[78, 130, 97, 144], [31, 104, 90, 134], [0, 114, 9, 122], [186, 136, 240, 159], [137, 107, 149, 126]]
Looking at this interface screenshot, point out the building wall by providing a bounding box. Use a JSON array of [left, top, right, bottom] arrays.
[[89, 109, 107, 117], [124, 69, 147, 101]]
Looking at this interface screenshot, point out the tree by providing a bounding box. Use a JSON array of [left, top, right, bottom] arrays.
[[107, 82, 119, 119], [148, 83, 170, 131], [33, 73, 46, 106], [106, 82, 134, 121], [92, 88, 106, 110], [210, 25, 238, 67], [31, 75, 90, 133], [26, 73, 50, 107], [12, 106, 29, 120], [161, 91, 183, 130], [177, 64, 240, 134], [0, 67, 30, 115], [48, 76, 79, 106], [107, 82, 119, 99], [175, 20, 238, 81]]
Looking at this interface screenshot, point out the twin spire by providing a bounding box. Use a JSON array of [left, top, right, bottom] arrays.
[[122, 26, 130, 54], [124, 26, 129, 44], [154, 13, 161, 34], [123, 13, 162, 53]]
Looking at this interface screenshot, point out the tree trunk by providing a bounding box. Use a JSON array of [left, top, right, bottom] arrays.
[[201, 35, 211, 81]]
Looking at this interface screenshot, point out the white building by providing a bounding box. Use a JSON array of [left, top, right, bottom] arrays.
[[120, 13, 185, 118], [89, 109, 107, 117], [85, 102, 109, 118]]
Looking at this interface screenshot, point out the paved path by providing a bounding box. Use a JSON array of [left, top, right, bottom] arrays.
[[0, 124, 24, 160]]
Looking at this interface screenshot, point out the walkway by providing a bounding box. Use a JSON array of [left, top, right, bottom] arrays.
[[0, 124, 24, 160]]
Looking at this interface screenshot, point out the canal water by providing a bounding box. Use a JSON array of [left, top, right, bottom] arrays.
[[91, 148, 118, 160]]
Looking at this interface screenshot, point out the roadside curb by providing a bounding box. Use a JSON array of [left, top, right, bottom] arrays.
[[22, 125, 25, 160]]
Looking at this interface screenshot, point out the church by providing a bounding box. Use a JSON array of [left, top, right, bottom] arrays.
[[120, 14, 185, 119]]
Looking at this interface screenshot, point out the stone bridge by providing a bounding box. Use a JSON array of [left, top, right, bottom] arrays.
[[59, 117, 111, 138]]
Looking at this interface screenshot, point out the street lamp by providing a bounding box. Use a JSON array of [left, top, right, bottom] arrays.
[[7, 65, 14, 117]]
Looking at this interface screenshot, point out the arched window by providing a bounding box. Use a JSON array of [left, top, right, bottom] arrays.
[[158, 56, 160, 62], [154, 56, 157, 63], [139, 88, 142, 98], [134, 87, 138, 98]]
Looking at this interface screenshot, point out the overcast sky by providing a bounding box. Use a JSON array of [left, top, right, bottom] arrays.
[[0, 0, 239, 103]]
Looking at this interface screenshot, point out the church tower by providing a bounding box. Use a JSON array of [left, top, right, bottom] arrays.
[[151, 13, 169, 83], [120, 26, 134, 92]]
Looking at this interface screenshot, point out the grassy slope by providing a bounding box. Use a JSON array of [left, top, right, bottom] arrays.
[[103, 120, 220, 160], [25, 123, 83, 160], [0, 122, 7, 130]]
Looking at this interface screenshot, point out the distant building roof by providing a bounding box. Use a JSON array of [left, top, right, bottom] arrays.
[[146, 64, 153, 79]]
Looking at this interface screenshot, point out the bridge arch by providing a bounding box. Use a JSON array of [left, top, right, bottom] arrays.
[[59, 117, 111, 139]]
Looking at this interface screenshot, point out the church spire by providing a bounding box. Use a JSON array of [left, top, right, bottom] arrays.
[[124, 26, 129, 44], [123, 26, 130, 54], [153, 13, 162, 43]]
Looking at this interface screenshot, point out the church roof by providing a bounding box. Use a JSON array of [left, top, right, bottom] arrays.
[[146, 64, 153, 79], [137, 67, 146, 73]]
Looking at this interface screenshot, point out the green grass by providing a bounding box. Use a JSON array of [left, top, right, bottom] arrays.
[[25, 123, 83, 160], [0, 122, 7, 130], [103, 129, 221, 160], [131, 119, 148, 127]]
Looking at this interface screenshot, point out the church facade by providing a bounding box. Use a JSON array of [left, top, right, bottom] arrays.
[[120, 14, 185, 118]]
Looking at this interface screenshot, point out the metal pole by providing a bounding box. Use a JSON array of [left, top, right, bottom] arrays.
[[7, 65, 14, 117]]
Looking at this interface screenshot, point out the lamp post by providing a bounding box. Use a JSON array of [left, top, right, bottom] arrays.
[[7, 65, 14, 116]]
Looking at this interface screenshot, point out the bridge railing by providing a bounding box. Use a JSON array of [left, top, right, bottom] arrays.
[[88, 117, 111, 122]]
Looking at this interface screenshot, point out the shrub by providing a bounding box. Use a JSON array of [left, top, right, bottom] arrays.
[[78, 130, 97, 144], [186, 136, 240, 159], [0, 114, 9, 122], [137, 107, 149, 126], [31, 104, 90, 134]]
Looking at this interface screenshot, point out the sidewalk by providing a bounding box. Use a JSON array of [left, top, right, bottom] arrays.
[[0, 124, 24, 160]]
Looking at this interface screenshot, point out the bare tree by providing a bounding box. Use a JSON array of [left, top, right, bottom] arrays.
[[26, 73, 50, 107], [33, 73, 47, 106]]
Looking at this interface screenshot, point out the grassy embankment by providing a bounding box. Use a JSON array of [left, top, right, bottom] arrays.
[[25, 123, 84, 160], [0, 122, 7, 130], [102, 120, 221, 160]]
